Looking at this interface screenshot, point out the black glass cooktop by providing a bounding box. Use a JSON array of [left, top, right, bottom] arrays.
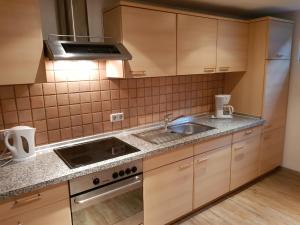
[[54, 137, 140, 169]]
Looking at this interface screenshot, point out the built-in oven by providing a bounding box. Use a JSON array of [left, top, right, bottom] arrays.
[[69, 160, 143, 225]]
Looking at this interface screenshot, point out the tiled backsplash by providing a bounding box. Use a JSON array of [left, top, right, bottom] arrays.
[[0, 60, 224, 146]]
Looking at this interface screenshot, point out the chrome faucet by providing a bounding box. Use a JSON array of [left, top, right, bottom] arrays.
[[163, 114, 185, 131], [163, 113, 173, 131]]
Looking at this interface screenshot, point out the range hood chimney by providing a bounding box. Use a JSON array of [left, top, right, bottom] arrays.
[[43, 0, 132, 61]]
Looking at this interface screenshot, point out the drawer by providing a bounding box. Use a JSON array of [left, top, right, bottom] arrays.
[[0, 199, 72, 225], [194, 135, 232, 155], [0, 182, 69, 221], [143, 145, 193, 172], [233, 126, 262, 143]]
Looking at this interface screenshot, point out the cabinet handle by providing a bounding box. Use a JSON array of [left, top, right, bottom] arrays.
[[245, 130, 253, 135], [196, 158, 208, 164], [219, 67, 230, 72], [179, 163, 192, 170], [13, 193, 41, 208], [204, 68, 215, 73], [276, 53, 284, 58], [130, 70, 146, 76], [234, 146, 244, 151], [265, 124, 272, 129]]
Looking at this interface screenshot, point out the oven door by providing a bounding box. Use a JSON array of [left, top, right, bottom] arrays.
[[71, 175, 143, 225]]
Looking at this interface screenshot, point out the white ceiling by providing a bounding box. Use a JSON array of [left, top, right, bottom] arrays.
[[137, 0, 300, 18]]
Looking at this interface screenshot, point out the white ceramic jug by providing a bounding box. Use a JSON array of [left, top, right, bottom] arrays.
[[3, 126, 36, 161]]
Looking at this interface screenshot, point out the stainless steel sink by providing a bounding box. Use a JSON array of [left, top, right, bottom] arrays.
[[133, 122, 215, 145], [168, 122, 214, 135]]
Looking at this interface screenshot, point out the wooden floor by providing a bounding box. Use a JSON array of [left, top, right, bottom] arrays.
[[175, 168, 300, 225]]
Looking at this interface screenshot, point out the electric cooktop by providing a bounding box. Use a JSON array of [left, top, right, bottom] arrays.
[[54, 137, 140, 169]]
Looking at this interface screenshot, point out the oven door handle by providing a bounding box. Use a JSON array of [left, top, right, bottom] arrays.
[[74, 175, 142, 205]]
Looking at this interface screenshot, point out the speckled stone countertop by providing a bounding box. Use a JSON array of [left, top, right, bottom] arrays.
[[0, 114, 264, 201]]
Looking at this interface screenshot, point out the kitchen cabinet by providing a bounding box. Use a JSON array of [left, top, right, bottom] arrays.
[[144, 157, 193, 225], [0, 0, 45, 85], [263, 60, 290, 132], [260, 128, 285, 175], [224, 18, 292, 174], [193, 145, 231, 209], [104, 6, 176, 78], [217, 20, 249, 72], [230, 132, 261, 190], [0, 183, 71, 225], [267, 20, 293, 59], [177, 14, 218, 75], [143, 145, 193, 172], [1, 200, 72, 225]]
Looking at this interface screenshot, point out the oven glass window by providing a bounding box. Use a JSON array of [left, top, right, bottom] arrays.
[[72, 188, 143, 225]]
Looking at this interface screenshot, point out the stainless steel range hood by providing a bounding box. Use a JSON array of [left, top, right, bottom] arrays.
[[44, 40, 132, 60], [42, 0, 131, 60]]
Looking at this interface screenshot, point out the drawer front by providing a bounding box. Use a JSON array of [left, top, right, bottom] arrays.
[[193, 145, 231, 209], [143, 145, 193, 172], [0, 182, 69, 221], [233, 126, 262, 143], [230, 136, 260, 190], [0, 199, 72, 225], [194, 135, 232, 155]]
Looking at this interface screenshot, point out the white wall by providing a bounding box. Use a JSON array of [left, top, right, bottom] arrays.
[[277, 11, 300, 172]]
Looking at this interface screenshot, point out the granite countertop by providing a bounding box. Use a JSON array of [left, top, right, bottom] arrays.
[[0, 114, 264, 201]]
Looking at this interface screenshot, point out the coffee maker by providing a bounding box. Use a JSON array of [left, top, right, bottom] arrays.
[[213, 95, 234, 119]]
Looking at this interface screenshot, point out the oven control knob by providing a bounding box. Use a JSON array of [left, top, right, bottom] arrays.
[[112, 172, 119, 179], [125, 168, 131, 175], [93, 178, 100, 185], [131, 166, 137, 173], [119, 170, 125, 177]]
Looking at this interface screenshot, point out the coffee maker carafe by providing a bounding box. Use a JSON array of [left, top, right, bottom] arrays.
[[214, 95, 234, 119]]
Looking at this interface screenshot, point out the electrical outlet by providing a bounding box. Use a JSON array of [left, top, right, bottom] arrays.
[[110, 112, 124, 122]]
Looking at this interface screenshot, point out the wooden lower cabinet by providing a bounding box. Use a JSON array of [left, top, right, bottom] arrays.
[[230, 135, 261, 190], [143, 157, 193, 225], [193, 145, 231, 209], [260, 128, 285, 175], [1, 199, 72, 225]]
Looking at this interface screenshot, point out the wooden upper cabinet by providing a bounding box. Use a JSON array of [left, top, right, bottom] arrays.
[[0, 0, 45, 85], [267, 20, 293, 59], [104, 6, 176, 78], [177, 15, 217, 75], [263, 60, 290, 132], [217, 20, 249, 72]]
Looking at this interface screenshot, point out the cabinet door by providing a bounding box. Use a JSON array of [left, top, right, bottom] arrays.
[[144, 158, 193, 225], [193, 146, 231, 209], [121, 6, 176, 77], [263, 60, 290, 132], [177, 14, 217, 75], [0, 0, 45, 85], [267, 20, 293, 59], [1, 200, 72, 225], [260, 128, 285, 175], [217, 20, 249, 72], [230, 135, 260, 190]]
